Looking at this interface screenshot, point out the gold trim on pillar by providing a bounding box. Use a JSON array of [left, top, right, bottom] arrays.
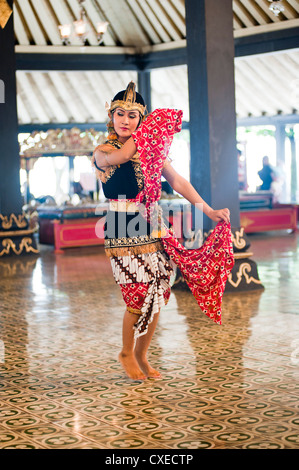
[[0, 237, 39, 256], [228, 262, 263, 289], [233, 252, 253, 259], [0, 213, 28, 230], [0, 0, 12, 29], [0, 225, 38, 238], [231, 227, 247, 250]]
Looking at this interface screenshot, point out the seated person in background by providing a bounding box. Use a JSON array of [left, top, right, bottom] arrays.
[[258, 156, 275, 191]]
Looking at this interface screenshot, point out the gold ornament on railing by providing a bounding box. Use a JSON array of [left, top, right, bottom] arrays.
[[19, 128, 107, 158], [0, 0, 12, 29]]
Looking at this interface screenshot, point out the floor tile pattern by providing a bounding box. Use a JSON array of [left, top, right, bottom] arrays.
[[0, 231, 298, 449]]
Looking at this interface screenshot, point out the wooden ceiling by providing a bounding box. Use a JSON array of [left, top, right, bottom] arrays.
[[16, 46, 299, 125], [14, 0, 299, 48], [12, 0, 299, 125]]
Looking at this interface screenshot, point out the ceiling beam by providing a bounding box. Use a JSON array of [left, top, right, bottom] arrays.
[[237, 114, 299, 126], [234, 26, 299, 56], [16, 50, 139, 71], [18, 120, 190, 133], [17, 72, 51, 122], [137, 46, 187, 70], [21, 116, 299, 133], [13, 3, 30, 45], [18, 0, 47, 46], [18, 122, 108, 133], [15, 26, 299, 71], [127, 0, 161, 44], [47, 71, 90, 122]]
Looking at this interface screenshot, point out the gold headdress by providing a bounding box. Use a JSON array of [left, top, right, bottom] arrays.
[[107, 81, 146, 116], [106, 81, 146, 140]]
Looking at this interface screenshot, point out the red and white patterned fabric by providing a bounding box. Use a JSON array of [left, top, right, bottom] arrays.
[[132, 108, 235, 325], [116, 251, 174, 337], [133, 108, 182, 215]]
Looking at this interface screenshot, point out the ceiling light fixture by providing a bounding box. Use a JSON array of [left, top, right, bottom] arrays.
[[268, 0, 285, 16], [58, 0, 109, 46]]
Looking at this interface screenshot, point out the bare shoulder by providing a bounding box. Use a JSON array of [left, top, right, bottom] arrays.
[[93, 142, 117, 155]]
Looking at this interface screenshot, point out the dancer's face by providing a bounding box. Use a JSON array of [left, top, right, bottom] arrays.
[[112, 107, 140, 143]]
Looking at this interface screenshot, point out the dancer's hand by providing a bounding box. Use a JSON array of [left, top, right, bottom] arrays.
[[208, 208, 230, 224]]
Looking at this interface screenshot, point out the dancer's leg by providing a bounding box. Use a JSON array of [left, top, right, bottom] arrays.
[[134, 310, 161, 378], [118, 309, 146, 380]]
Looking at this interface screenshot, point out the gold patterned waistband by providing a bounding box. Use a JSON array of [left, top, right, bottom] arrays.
[[105, 234, 163, 257], [109, 201, 139, 212]]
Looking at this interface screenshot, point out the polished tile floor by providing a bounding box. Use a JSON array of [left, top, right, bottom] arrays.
[[0, 230, 298, 449]]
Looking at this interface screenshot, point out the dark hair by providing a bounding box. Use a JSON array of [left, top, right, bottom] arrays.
[[112, 89, 145, 107]]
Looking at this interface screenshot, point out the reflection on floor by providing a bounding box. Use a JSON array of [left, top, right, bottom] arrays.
[[0, 230, 298, 449]]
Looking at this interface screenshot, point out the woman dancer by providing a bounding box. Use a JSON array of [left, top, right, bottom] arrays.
[[93, 81, 233, 381]]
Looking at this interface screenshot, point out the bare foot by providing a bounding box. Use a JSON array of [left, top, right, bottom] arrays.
[[118, 352, 146, 381], [135, 355, 162, 379]]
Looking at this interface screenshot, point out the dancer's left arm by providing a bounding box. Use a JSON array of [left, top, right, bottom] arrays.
[[162, 164, 230, 224]]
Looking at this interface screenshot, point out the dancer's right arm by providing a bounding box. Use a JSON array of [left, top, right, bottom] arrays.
[[93, 138, 137, 169], [162, 163, 230, 224]]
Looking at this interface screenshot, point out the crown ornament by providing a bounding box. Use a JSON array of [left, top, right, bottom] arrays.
[[108, 81, 146, 116]]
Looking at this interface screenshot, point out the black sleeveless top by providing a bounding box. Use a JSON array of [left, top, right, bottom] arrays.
[[102, 160, 142, 199], [98, 140, 144, 200], [95, 140, 156, 247]]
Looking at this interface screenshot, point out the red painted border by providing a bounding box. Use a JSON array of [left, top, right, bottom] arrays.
[[240, 207, 297, 233]]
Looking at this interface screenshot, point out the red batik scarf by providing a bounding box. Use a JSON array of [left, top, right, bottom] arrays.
[[131, 108, 234, 325]]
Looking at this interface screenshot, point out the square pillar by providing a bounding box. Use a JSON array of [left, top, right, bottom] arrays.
[[137, 71, 152, 113], [0, 1, 38, 256], [186, 0, 240, 230]]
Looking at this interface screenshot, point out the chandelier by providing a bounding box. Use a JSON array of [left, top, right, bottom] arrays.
[[58, 0, 109, 46], [268, 0, 285, 16]]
